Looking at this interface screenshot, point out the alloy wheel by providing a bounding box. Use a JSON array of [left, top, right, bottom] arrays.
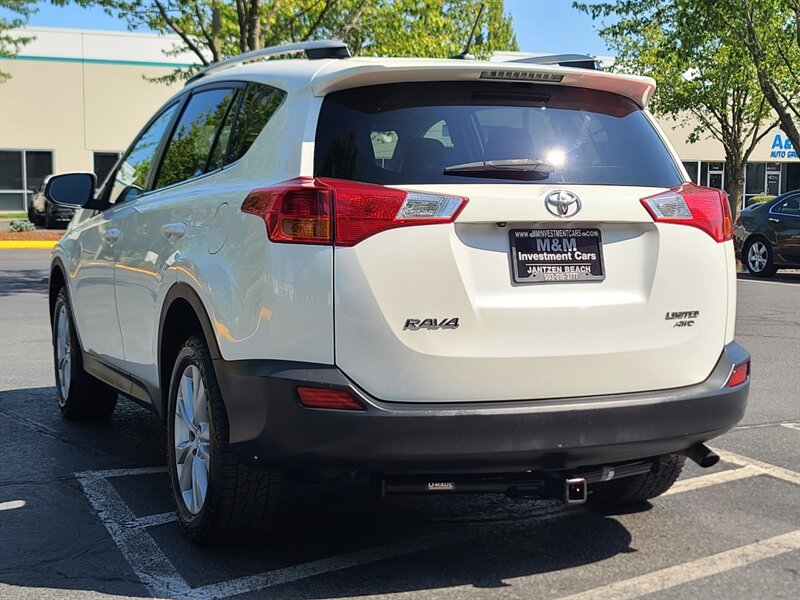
[[747, 241, 769, 273], [55, 304, 71, 402], [174, 364, 212, 514]]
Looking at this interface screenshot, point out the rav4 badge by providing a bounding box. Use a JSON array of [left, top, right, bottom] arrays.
[[403, 318, 460, 331]]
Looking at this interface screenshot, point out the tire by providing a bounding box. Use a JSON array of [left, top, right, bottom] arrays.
[[167, 335, 286, 543], [27, 206, 37, 225], [589, 455, 685, 507], [52, 288, 118, 420], [744, 237, 777, 278], [44, 206, 53, 230]]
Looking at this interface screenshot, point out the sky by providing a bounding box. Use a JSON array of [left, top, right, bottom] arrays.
[[14, 0, 612, 57]]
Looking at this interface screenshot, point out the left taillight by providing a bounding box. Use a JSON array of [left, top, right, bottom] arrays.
[[241, 178, 332, 244], [640, 184, 733, 243], [242, 177, 467, 246]]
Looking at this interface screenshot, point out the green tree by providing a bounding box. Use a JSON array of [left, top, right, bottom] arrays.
[[75, 1, 516, 81], [0, 1, 35, 81], [574, 0, 777, 213], [694, 0, 799, 152]]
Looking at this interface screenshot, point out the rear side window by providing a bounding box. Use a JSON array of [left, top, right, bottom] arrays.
[[226, 83, 286, 164], [155, 88, 238, 189], [314, 82, 682, 187], [774, 194, 800, 216]]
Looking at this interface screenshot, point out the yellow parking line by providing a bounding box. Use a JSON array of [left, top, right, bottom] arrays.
[[0, 240, 58, 250]]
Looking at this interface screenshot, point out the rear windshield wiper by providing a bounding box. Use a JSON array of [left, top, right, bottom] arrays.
[[443, 158, 555, 180]]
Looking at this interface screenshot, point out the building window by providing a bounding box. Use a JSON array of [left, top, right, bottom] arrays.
[[746, 163, 767, 197], [682, 161, 699, 184], [93, 152, 121, 185], [0, 149, 53, 211]]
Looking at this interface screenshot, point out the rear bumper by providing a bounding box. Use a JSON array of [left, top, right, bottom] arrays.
[[215, 342, 749, 473]]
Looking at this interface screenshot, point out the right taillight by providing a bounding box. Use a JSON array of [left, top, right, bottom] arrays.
[[640, 184, 733, 242], [727, 361, 750, 387], [242, 177, 467, 246]]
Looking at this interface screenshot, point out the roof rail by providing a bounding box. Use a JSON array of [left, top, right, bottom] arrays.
[[186, 39, 350, 85], [508, 54, 602, 71]]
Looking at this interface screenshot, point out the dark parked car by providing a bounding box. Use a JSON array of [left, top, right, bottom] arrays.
[[734, 189, 800, 277], [28, 175, 76, 229]]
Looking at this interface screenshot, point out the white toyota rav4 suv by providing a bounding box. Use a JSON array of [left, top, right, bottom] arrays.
[[46, 41, 750, 543]]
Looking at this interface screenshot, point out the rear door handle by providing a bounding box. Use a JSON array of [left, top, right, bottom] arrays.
[[161, 222, 187, 240], [103, 228, 122, 243], [768, 217, 780, 223]]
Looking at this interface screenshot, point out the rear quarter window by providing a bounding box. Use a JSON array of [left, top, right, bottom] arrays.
[[226, 83, 287, 164], [314, 81, 682, 187]]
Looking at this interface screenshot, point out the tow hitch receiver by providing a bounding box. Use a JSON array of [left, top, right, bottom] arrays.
[[564, 478, 587, 504]]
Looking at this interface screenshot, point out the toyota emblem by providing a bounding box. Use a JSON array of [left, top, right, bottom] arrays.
[[544, 190, 582, 218]]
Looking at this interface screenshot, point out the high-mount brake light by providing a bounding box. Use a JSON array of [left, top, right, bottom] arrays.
[[640, 184, 733, 243], [242, 178, 467, 246]]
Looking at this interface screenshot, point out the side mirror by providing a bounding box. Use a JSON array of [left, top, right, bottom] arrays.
[[44, 172, 97, 208]]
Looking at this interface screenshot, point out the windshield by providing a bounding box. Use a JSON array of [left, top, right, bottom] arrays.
[[314, 81, 682, 187]]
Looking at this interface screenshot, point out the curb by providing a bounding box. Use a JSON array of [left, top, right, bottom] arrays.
[[0, 240, 58, 250]]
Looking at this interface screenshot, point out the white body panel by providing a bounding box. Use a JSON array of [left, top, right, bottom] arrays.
[[109, 92, 335, 387], [52, 55, 736, 408], [334, 185, 730, 402], [59, 206, 127, 366]]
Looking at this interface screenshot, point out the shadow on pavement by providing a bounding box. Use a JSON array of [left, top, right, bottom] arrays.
[[1, 385, 635, 599], [0, 268, 49, 297], [737, 271, 800, 284]]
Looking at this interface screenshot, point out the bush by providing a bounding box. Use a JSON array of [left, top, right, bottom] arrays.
[[9, 219, 36, 232], [748, 195, 775, 205]]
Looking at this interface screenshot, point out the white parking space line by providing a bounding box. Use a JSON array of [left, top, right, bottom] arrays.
[[74, 447, 800, 600], [780, 422, 800, 433], [76, 471, 192, 598], [553, 529, 800, 600], [661, 465, 761, 497], [126, 511, 178, 530], [713, 448, 800, 486], [80, 466, 168, 479], [0, 500, 26, 511], [737, 278, 800, 288], [187, 507, 568, 600], [733, 421, 797, 431]]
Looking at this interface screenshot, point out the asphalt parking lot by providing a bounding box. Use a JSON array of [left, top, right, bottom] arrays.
[[1, 249, 798, 600]]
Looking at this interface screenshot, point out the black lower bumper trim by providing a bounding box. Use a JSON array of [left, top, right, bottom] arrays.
[[214, 342, 749, 473]]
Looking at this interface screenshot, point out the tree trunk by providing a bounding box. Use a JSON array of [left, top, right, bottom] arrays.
[[211, 2, 222, 62], [247, 0, 261, 51], [725, 155, 745, 216]]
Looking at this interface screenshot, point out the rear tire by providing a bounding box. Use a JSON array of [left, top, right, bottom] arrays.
[[52, 288, 118, 420], [167, 335, 286, 544], [744, 238, 777, 278], [589, 455, 685, 507]]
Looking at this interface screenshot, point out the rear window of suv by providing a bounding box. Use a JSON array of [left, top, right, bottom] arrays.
[[314, 81, 682, 187]]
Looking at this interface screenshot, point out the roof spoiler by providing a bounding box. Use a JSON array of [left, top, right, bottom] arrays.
[[507, 54, 602, 71], [186, 40, 350, 86]]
